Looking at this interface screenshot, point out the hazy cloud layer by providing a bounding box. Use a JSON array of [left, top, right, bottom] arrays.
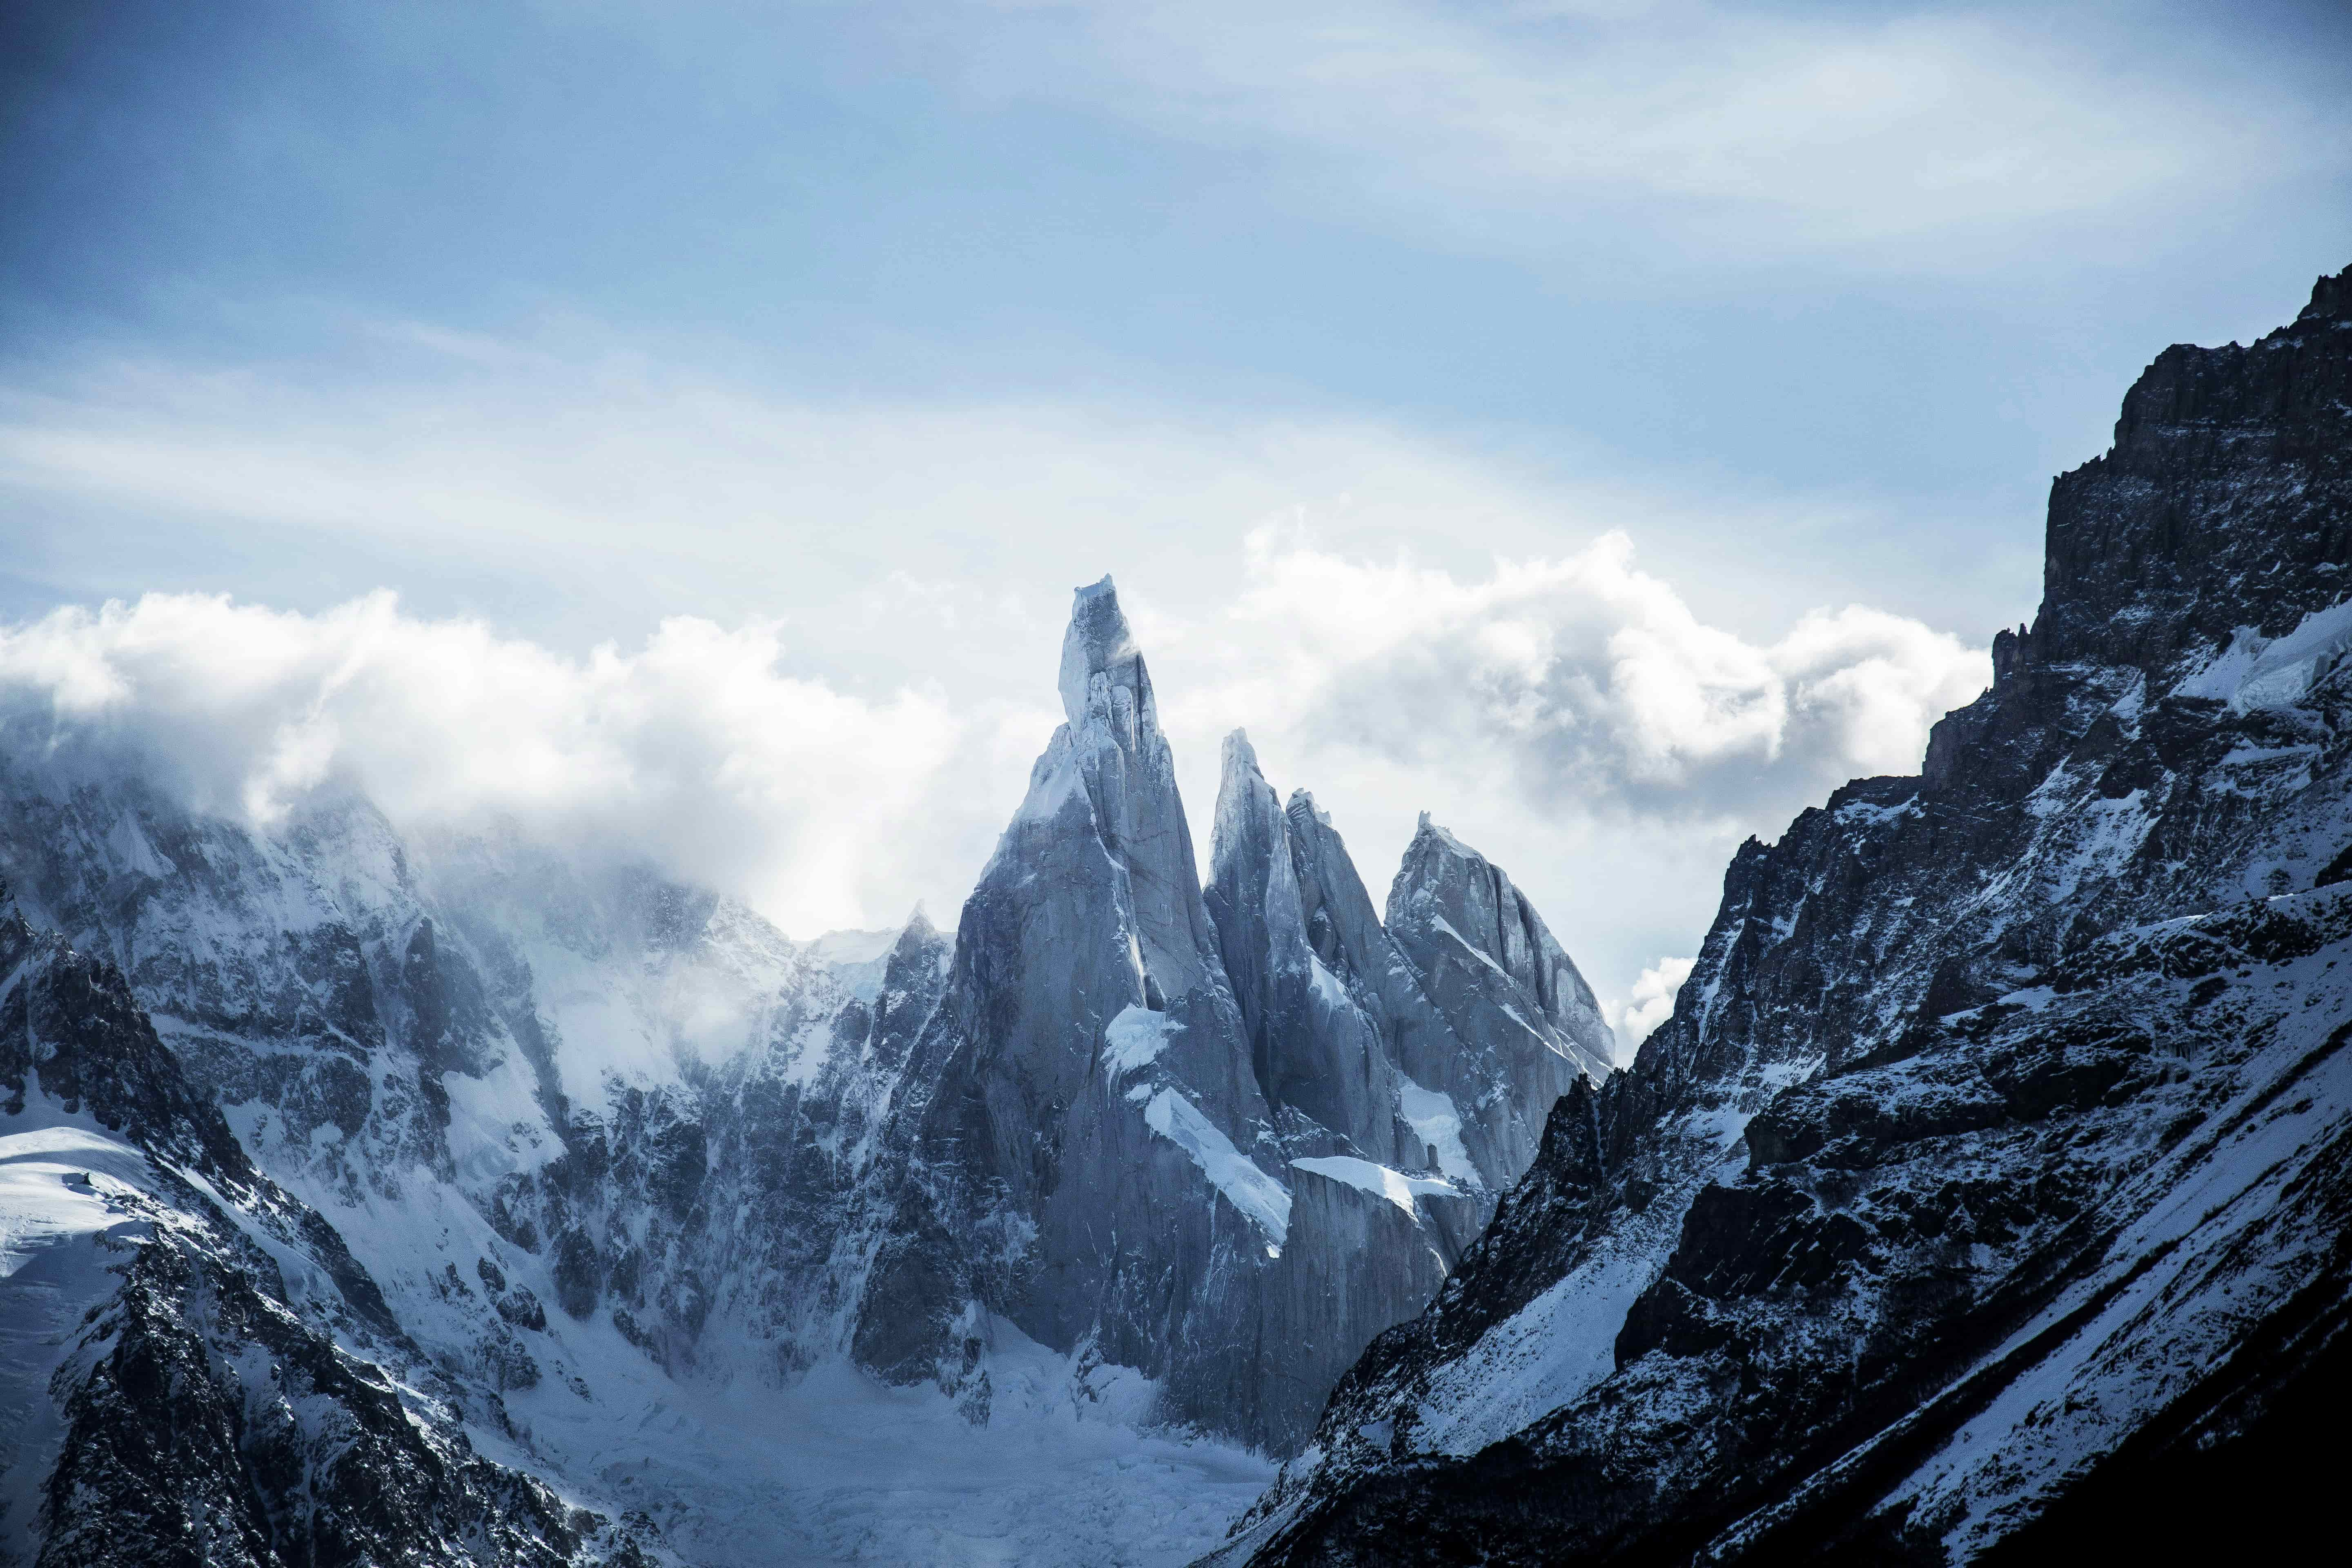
[[897, 0, 2340, 270], [0, 528, 1987, 1025], [0, 591, 1002, 933]]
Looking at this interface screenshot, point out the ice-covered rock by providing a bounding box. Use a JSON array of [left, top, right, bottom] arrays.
[[0, 559, 1614, 1555], [0, 888, 659, 1568], [1207, 731, 1410, 1169]]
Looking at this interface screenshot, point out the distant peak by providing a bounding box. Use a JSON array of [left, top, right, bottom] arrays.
[[1057, 575, 1141, 724], [1286, 788, 1332, 829], [1221, 728, 1261, 775]]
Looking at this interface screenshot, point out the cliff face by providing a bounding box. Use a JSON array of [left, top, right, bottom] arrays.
[[1233, 267, 2352, 1564]]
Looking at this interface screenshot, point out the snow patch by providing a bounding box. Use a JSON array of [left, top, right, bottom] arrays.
[[1305, 954, 1352, 1013], [1410, 1248, 1662, 1458], [0, 1111, 163, 1567], [2175, 597, 2352, 712], [1289, 1156, 1458, 1219], [1396, 1078, 1477, 1183], [496, 1327, 1273, 1568], [1430, 915, 1512, 982], [1139, 1089, 1291, 1243], [1101, 1006, 1180, 1078]]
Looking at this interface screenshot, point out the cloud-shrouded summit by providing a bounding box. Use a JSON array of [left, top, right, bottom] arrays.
[[0, 535, 1982, 1024]]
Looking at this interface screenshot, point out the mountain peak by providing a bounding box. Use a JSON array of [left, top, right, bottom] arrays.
[[1410, 811, 1473, 859], [1056, 574, 1141, 724]]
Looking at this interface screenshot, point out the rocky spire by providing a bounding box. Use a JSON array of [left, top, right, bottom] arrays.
[[1016, 575, 1219, 1006], [1057, 573, 1147, 726], [1383, 814, 1614, 1181], [1207, 732, 1407, 1165], [855, 578, 1284, 1440]]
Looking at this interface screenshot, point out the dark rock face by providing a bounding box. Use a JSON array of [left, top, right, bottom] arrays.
[[1232, 270, 2352, 1564]]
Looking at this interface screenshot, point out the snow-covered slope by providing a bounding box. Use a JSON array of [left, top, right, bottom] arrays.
[[0, 893, 661, 1567], [1227, 265, 2352, 1564]]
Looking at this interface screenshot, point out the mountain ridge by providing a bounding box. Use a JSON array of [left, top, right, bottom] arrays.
[[1220, 262, 2352, 1566]]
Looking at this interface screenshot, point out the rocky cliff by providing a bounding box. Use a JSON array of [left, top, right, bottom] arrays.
[[1225, 267, 2352, 1564]]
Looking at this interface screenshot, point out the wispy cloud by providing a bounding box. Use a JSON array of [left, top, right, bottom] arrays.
[[886, 0, 2339, 270]]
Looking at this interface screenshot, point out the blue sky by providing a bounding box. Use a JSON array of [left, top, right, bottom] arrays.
[[2, 0, 2347, 1036]]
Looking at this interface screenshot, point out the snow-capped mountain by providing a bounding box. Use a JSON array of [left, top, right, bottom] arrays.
[[1222, 268, 2352, 1564], [0, 570, 1605, 1561], [853, 577, 1611, 1453]]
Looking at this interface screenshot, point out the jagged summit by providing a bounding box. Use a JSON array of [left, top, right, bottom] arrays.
[[1388, 811, 1613, 1081], [855, 577, 1613, 1452], [1056, 573, 1147, 726], [1408, 811, 1474, 858]]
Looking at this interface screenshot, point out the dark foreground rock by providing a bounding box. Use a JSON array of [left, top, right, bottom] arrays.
[[1228, 269, 2352, 1564]]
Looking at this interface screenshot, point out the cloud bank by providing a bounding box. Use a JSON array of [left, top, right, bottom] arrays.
[[0, 592, 989, 933], [1174, 525, 1981, 824], [0, 530, 1987, 1022]]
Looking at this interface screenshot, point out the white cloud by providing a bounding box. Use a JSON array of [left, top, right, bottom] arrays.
[[0, 591, 1002, 935], [1153, 523, 1984, 826], [1604, 955, 1697, 1055], [0, 527, 1984, 1013]]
